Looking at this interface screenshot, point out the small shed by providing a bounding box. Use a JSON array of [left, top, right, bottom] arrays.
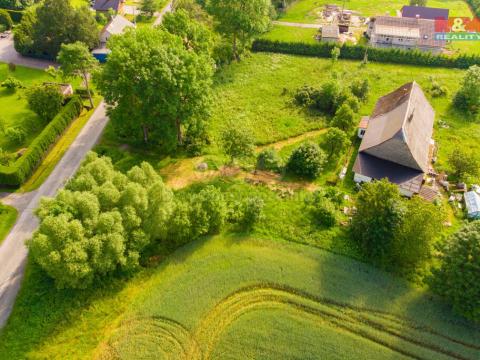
[[465, 191, 480, 219], [357, 116, 370, 138], [321, 24, 340, 42]]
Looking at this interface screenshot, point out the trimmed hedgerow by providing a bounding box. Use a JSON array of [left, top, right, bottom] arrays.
[[252, 39, 480, 69], [0, 96, 83, 186]]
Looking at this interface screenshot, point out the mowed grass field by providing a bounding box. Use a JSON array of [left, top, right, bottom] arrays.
[[280, 0, 474, 22], [2, 236, 478, 359], [0, 204, 17, 244], [0, 63, 52, 153]]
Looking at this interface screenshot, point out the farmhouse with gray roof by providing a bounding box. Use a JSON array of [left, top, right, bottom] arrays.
[[353, 82, 435, 197]]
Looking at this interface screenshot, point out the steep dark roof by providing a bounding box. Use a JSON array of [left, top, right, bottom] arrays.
[[93, 0, 122, 11], [359, 82, 434, 173], [401, 5, 449, 20], [353, 153, 424, 194], [354, 82, 435, 194]]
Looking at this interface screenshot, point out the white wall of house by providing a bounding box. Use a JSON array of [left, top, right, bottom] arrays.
[[100, 31, 111, 44], [354, 173, 372, 184]]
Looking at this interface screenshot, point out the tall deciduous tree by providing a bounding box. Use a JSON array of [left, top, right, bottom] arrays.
[[221, 120, 256, 164], [162, 9, 214, 55], [96, 27, 214, 148], [351, 179, 404, 263], [431, 221, 480, 322], [322, 127, 350, 159], [140, 0, 156, 17], [207, 0, 272, 60], [57, 42, 99, 108], [14, 0, 99, 59], [454, 65, 480, 115]]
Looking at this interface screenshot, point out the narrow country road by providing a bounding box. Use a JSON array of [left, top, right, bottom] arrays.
[[0, 0, 174, 330], [0, 103, 109, 328]]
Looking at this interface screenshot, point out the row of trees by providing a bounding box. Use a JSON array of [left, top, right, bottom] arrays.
[[28, 152, 264, 289]]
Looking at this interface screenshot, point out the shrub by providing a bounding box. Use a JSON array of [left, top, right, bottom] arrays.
[[221, 121, 256, 164], [313, 80, 342, 115], [5, 127, 26, 145], [27, 85, 64, 123], [0, 148, 14, 166], [0, 9, 13, 30], [305, 192, 337, 227], [350, 79, 370, 102], [294, 85, 317, 106], [236, 197, 265, 231], [453, 65, 480, 114], [184, 119, 210, 156], [431, 221, 480, 323], [189, 185, 227, 236], [322, 127, 350, 159], [331, 103, 356, 132], [8, 62, 16, 72], [448, 148, 480, 181], [1, 76, 24, 91], [429, 77, 448, 97], [287, 142, 326, 179], [256, 148, 282, 171], [0, 96, 83, 186]]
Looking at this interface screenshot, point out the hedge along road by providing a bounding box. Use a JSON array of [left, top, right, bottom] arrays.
[[0, 0, 174, 330]]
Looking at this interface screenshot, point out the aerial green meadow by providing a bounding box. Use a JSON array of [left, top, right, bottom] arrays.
[[1, 236, 478, 359]]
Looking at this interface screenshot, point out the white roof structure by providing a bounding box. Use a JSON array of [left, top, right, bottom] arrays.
[[375, 25, 420, 39], [100, 15, 135, 43], [465, 191, 480, 218]]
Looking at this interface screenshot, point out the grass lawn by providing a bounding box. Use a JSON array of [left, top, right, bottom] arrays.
[[1, 235, 477, 359], [0, 64, 53, 153], [261, 24, 320, 43], [0, 204, 17, 245], [279, 0, 474, 22]]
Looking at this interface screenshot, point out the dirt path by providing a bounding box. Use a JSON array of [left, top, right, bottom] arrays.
[[161, 129, 326, 191]]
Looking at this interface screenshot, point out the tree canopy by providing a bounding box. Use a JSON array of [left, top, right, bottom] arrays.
[[431, 221, 480, 322], [28, 153, 175, 289], [96, 27, 214, 149], [14, 0, 99, 59], [207, 0, 272, 59]]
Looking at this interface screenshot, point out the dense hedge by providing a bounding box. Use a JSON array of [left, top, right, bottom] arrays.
[[252, 39, 480, 69], [0, 96, 83, 186], [4, 9, 23, 23]]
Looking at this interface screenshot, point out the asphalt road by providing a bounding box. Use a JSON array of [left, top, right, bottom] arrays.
[[0, 34, 55, 69], [0, 103, 108, 328]]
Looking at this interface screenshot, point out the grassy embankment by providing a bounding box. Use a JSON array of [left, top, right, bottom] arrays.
[[0, 204, 17, 245]]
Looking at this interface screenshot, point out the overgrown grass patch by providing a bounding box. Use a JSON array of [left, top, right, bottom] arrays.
[[0, 204, 17, 245]]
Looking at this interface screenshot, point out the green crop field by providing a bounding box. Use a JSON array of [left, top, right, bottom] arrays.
[[5, 236, 476, 359], [279, 0, 474, 22], [0, 63, 53, 153]]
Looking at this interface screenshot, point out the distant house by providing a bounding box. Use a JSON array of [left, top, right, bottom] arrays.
[[353, 82, 435, 198], [93, 0, 125, 14], [401, 6, 449, 20], [465, 191, 480, 219], [367, 16, 445, 53], [99, 15, 135, 44], [321, 24, 340, 42]]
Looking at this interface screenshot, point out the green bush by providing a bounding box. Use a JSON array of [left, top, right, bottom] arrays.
[[431, 221, 480, 323], [0, 9, 13, 29], [5, 127, 26, 145], [235, 196, 265, 231], [27, 85, 64, 123], [305, 192, 337, 228], [252, 39, 480, 69], [0, 96, 83, 186], [1, 76, 24, 91], [256, 148, 282, 171], [287, 142, 326, 179]]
